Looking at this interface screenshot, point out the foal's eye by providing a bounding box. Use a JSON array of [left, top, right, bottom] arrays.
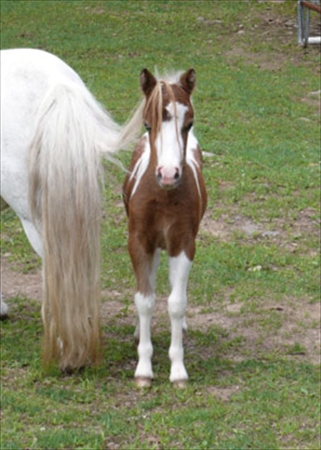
[[144, 122, 151, 132], [184, 122, 194, 132]]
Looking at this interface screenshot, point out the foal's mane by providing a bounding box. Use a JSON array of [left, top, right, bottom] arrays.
[[144, 75, 182, 148]]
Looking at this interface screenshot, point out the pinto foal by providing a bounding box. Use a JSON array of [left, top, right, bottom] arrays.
[[123, 69, 207, 387]]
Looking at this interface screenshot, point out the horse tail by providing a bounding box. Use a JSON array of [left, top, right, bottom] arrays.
[[28, 82, 143, 371]]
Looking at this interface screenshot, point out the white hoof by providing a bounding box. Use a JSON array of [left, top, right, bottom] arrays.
[[0, 297, 9, 318], [135, 377, 152, 388], [182, 316, 188, 332], [172, 379, 188, 389]]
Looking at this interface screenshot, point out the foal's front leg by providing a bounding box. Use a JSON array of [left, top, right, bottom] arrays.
[[129, 240, 160, 388], [168, 251, 193, 387], [134, 290, 155, 387]]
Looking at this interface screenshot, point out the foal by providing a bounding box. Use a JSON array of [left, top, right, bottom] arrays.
[[123, 68, 207, 387]]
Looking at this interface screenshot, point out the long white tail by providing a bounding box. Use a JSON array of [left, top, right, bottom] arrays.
[[28, 82, 143, 370]]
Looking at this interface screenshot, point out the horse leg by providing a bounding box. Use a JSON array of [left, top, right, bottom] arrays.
[[134, 289, 154, 387], [20, 217, 43, 258], [129, 239, 160, 387], [134, 248, 160, 344], [168, 251, 193, 387], [0, 294, 9, 319]]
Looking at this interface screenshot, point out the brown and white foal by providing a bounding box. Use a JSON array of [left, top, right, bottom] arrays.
[[123, 68, 207, 387]]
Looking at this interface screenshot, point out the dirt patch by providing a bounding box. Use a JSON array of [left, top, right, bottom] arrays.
[[1, 255, 319, 366], [225, 46, 290, 72], [1, 257, 42, 302], [200, 206, 320, 250], [187, 300, 321, 365], [201, 210, 230, 240], [223, 7, 320, 70], [206, 385, 240, 401]]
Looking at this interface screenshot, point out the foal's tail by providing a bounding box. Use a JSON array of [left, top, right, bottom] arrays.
[[28, 82, 143, 371]]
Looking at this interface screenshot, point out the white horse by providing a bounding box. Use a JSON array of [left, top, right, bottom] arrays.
[[1, 48, 143, 371]]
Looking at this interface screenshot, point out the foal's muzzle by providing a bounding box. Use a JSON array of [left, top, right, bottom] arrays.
[[156, 166, 181, 189]]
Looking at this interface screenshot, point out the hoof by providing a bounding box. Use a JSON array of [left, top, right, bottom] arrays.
[[135, 377, 152, 388], [172, 379, 188, 389], [0, 299, 9, 319], [61, 365, 86, 375]]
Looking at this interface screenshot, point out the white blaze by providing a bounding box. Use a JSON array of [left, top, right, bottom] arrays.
[[155, 101, 188, 172]]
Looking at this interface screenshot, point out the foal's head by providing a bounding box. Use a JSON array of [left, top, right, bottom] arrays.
[[140, 68, 196, 189]]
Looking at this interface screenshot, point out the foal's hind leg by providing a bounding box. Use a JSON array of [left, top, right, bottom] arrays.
[[168, 251, 193, 386]]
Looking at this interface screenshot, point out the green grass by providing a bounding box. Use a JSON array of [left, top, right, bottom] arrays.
[[1, 1, 320, 449], [1, 299, 320, 449]]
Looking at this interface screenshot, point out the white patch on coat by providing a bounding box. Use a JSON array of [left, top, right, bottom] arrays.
[[186, 131, 202, 198], [129, 133, 151, 198]]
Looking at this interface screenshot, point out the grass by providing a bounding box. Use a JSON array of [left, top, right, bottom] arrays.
[[1, 1, 320, 449], [1, 299, 320, 449]]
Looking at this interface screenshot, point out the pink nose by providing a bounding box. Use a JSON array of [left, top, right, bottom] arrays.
[[156, 166, 181, 188]]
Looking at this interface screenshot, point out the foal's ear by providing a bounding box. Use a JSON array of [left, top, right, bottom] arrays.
[[140, 69, 157, 96], [179, 68, 196, 94]]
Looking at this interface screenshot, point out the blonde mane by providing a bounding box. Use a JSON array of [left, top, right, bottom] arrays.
[[143, 78, 181, 152]]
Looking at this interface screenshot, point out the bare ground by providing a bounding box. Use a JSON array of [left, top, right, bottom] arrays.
[[1, 249, 320, 366]]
